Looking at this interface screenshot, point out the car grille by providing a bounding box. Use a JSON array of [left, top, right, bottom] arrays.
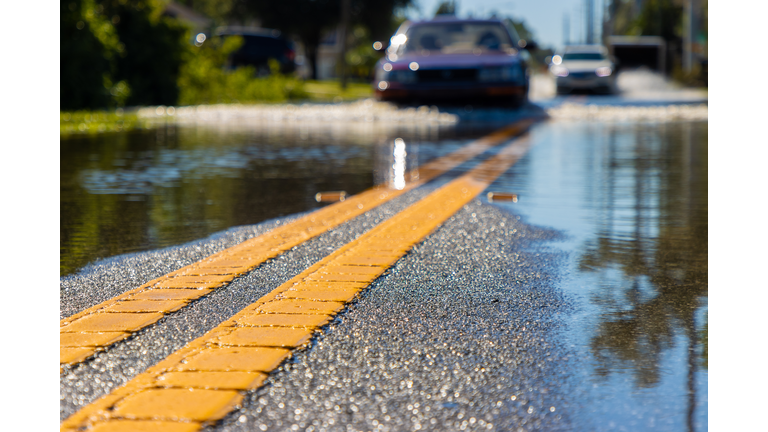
[[417, 68, 477, 83], [568, 71, 596, 79]]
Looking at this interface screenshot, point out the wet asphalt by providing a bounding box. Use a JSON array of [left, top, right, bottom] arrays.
[[211, 200, 574, 432], [59, 135, 579, 431]]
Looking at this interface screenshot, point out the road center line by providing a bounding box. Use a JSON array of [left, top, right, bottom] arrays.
[[61, 131, 534, 431], [60, 119, 536, 369]]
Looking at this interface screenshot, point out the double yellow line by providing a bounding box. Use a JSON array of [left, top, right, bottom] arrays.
[[62, 120, 536, 431]]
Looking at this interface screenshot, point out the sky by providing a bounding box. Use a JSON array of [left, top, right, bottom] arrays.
[[407, 0, 606, 50]]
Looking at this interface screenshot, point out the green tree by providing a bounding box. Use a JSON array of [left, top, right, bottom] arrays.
[[61, 0, 127, 109], [175, 0, 236, 25], [105, 0, 190, 106], [434, 0, 457, 16], [234, 0, 339, 80], [631, 0, 682, 42], [231, 0, 411, 80], [61, 0, 190, 110], [504, 18, 534, 43], [350, 0, 412, 44], [606, 0, 695, 76]]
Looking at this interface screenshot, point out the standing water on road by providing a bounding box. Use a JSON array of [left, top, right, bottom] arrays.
[[490, 118, 707, 431], [60, 125, 377, 276], [60, 104, 508, 276]]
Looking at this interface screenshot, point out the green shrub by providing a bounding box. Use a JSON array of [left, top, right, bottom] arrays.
[[61, 0, 188, 110], [108, 0, 189, 107], [177, 36, 308, 106], [63, 1, 308, 110], [61, 0, 125, 109]]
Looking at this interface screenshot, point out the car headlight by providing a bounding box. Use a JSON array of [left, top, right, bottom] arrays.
[[550, 66, 569, 77], [389, 69, 417, 84], [595, 66, 612, 77], [478, 65, 523, 83]]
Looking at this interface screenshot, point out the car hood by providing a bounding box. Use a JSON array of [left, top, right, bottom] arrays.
[[388, 52, 520, 69], [560, 60, 613, 72]]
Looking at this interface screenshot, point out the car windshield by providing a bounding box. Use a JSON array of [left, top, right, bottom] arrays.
[[402, 22, 513, 54], [563, 52, 605, 61]]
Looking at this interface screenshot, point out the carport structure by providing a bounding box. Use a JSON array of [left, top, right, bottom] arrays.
[[608, 35, 666, 74]]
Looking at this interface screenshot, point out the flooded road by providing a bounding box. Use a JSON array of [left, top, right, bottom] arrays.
[[492, 120, 708, 430], [60, 125, 379, 276], [61, 92, 707, 430], [61, 119, 501, 276], [60, 73, 703, 277]]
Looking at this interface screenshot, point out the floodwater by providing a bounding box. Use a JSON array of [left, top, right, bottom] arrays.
[[493, 119, 708, 431], [60, 119, 499, 276], [60, 104, 707, 430]]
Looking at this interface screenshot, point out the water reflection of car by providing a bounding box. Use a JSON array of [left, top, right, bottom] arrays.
[[215, 26, 296, 75], [550, 45, 617, 94], [373, 18, 532, 106]]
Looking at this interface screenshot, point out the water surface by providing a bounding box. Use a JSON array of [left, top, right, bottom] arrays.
[[493, 119, 708, 431], [60, 121, 498, 276]]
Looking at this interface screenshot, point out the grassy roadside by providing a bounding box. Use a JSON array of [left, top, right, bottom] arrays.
[[60, 110, 151, 136], [61, 80, 374, 137], [303, 80, 373, 102]]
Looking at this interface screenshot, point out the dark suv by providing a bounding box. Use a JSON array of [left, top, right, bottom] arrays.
[[215, 27, 297, 75]]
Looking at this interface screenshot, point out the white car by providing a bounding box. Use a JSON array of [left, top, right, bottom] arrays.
[[550, 45, 617, 95]]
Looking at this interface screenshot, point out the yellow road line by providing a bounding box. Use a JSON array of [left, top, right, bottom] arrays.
[[60, 119, 536, 368], [61, 133, 533, 431]]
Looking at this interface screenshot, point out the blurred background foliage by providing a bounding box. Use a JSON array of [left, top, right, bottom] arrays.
[[228, 0, 412, 80], [62, 0, 705, 113], [177, 36, 308, 105], [606, 0, 707, 86], [61, 0, 188, 110], [61, 0, 410, 111], [60, 110, 148, 135]]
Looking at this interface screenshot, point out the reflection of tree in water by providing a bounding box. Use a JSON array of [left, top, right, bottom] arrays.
[[60, 126, 377, 276], [577, 122, 707, 429]]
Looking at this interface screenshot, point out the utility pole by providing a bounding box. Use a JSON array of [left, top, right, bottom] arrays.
[[585, 0, 594, 44], [602, 0, 612, 46], [338, 0, 350, 90], [563, 13, 570, 46], [683, 0, 694, 73], [574, 5, 582, 44]]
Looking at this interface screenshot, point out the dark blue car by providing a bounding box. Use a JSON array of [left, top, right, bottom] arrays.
[[373, 18, 533, 106]]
